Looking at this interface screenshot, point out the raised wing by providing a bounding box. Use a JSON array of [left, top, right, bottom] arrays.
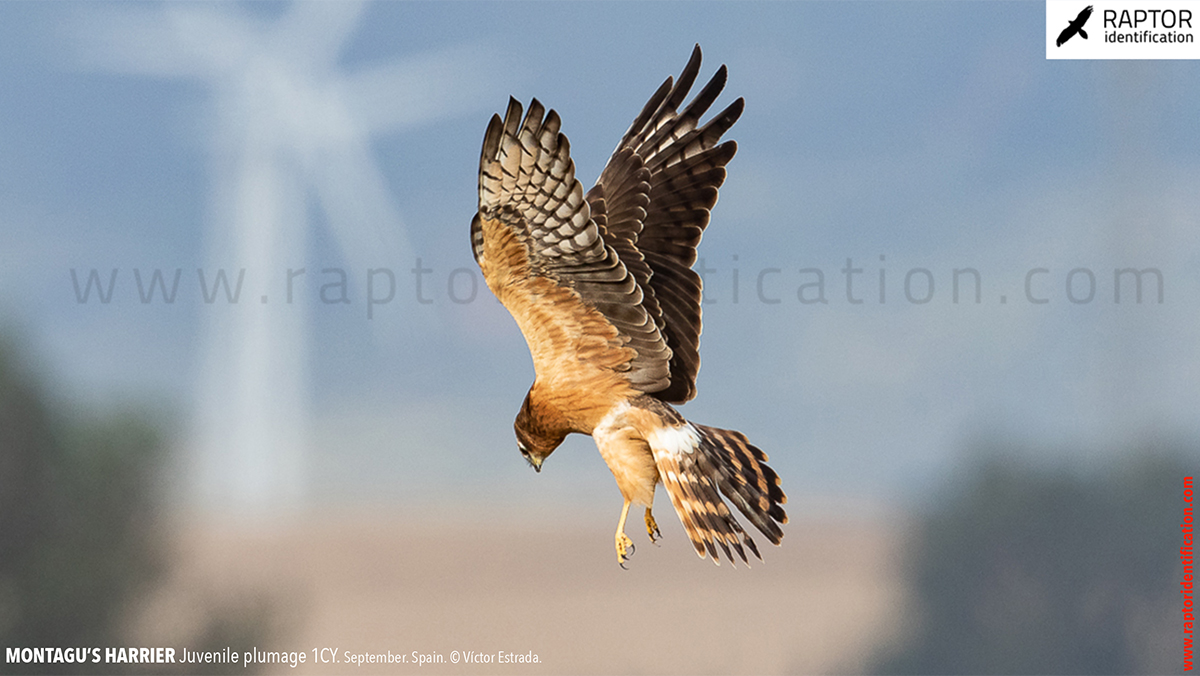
[[586, 45, 744, 403], [473, 99, 672, 394]]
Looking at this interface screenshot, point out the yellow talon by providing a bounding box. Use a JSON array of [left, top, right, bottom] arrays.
[[615, 500, 635, 567], [616, 531, 634, 565], [645, 507, 661, 544]]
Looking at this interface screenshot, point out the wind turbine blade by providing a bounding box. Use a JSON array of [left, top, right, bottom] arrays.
[[344, 44, 520, 134], [271, 0, 368, 69], [305, 140, 412, 271], [70, 4, 249, 78]]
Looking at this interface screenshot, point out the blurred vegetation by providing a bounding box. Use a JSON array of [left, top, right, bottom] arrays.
[[1, 335, 167, 670], [874, 440, 1191, 674], [0, 334, 273, 674]]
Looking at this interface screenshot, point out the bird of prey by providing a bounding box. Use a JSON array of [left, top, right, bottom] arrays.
[[471, 46, 786, 567], [1057, 5, 1094, 46]]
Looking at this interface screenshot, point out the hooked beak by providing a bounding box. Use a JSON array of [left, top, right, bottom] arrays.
[[521, 449, 542, 473]]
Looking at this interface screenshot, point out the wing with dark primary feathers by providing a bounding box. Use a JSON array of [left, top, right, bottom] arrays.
[[472, 46, 741, 401], [473, 98, 672, 393], [586, 44, 743, 404]]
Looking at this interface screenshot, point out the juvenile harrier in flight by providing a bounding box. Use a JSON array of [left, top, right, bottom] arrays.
[[472, 45, 786, 567]]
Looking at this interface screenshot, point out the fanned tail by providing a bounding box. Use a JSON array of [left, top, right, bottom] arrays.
[[651, 420, 787, 566]]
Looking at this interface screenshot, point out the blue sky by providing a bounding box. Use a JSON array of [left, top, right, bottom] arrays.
[[2, 1, 1198, 514]]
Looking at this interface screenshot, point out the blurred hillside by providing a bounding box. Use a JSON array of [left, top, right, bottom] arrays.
[[126, 509, 907, 675]]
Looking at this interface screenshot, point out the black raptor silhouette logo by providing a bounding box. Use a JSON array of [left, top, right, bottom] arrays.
[[1057, 5, 1094, 46]]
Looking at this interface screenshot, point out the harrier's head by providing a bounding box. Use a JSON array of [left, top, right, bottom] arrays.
[[513, 390, 566, 472]]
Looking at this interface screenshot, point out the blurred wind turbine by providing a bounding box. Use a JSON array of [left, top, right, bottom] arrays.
[[75, 1, 510, 513]]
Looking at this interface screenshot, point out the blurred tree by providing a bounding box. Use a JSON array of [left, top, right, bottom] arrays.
[[874, 443, 1190, 674], [0, 335, 166, 672], [0, 335, 273, 674]]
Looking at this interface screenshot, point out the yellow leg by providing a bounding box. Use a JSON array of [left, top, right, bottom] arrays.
[[645, 507, 661, 544], [615, 500, 635, 567]]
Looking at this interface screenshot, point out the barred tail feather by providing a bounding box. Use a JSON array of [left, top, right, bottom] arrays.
[[651, 421, 787, 566], [694, 424, 788, 544]]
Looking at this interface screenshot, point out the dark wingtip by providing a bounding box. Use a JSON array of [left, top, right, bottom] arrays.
[[504, 96, 523, 125]]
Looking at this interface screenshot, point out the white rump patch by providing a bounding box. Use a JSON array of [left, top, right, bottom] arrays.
[[648, 423, 700, 457]]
